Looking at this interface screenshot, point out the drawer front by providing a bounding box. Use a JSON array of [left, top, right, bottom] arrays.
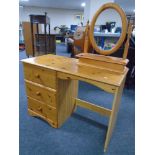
[[23, 63, 56, 89], [45, 105, 57, 122], [28, 97, 46, 117], [26, 81, 56, 107], [28, 97, 57, 123]]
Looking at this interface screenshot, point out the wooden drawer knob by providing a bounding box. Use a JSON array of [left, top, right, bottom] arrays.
[[35, 73, 40, 78], [36, 91, 41, 96], [37, 106, 42, 111]]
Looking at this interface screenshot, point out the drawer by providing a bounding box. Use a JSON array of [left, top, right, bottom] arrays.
[[28, 97, 46, 118], [26, 81, 56, 107], [28, 97, 57, 124], [23, 63, 56, 89], [45, 105, 57, 122]]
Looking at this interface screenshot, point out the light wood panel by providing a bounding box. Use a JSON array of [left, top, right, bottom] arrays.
[[28, 97, 58, 128], [22, 22, 38, 57], [23, 63, 56, 89], [25, 80, 56, 107], [77, 53, 129, 65], [83, 22, 91, 53], [57, 72, 116, 94], [78, 57, 126, 73], [22, 54, 128, 87], [57, 78, 78, 128], [45, 105, 57, 123], [76, 53, 129, 74], [123, 22, 133, 59], [28, 97, 46, 117], [75, 99, 112, 117], [104, 78, 126, 152]]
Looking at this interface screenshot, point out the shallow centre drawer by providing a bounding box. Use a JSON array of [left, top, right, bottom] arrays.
[[26, 81, 56, 107], [23, 63, 56, 89]]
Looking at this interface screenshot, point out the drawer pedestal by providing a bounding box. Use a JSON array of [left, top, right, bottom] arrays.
[[23, 63, 78, 128]]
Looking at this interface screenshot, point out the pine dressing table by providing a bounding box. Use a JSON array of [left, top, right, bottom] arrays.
[[22, 53, 128, 152], [22, 3, 133, 152]]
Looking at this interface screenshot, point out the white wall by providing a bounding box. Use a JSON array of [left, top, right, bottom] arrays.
[[95, 9, 122, 27], [84, 0, 114, 24], [89, 0, 114, 22], [83, 0, 90, 25], [84, 0, 123, 28], [19, 6, 84, 29]]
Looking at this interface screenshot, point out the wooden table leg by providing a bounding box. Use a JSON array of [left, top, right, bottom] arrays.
[[104, 79, 125, 152]]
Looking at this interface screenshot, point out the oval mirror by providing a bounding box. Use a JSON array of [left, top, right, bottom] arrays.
[[89, 3, 127, 55]]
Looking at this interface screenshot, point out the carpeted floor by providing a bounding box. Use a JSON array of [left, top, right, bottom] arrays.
[[19, 44, 135, 155]]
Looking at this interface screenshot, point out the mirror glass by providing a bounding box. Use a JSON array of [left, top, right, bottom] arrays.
[[94, 8, 122, 51]]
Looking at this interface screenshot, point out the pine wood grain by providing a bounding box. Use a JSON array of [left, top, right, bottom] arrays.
[[57, 78, 78, 128]]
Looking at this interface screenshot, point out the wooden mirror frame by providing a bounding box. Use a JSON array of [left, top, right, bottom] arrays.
[[89, 3, 127, 55]]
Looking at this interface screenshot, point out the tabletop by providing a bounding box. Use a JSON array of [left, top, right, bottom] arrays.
[[22, 54, 128, 87]]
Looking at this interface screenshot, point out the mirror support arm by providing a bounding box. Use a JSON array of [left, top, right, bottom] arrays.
[[84, 21, 90, 53], [123, 22, 133, 59]]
